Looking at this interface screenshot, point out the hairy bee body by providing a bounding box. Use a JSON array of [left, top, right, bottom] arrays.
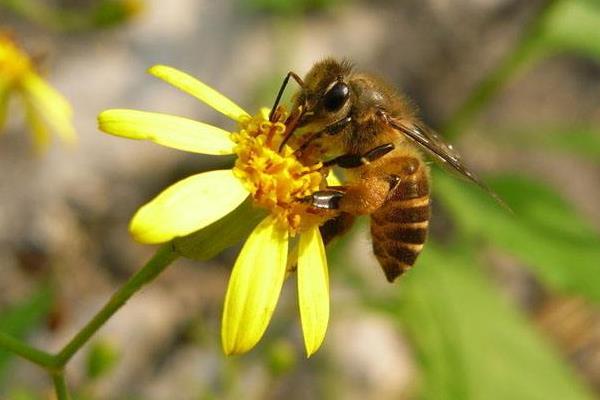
[[337, 131, 431, 281], [280, 58, 489, 282], [369, 153, 430, 281]]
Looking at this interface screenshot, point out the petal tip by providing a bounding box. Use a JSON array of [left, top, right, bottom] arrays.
[[147, 64, 168, 76]]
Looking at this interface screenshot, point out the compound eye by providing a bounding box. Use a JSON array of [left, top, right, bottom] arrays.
[[323, 81, 349, 112]]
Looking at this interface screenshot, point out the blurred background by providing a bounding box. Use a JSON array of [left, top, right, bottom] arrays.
[[1, 0, 600, 398]]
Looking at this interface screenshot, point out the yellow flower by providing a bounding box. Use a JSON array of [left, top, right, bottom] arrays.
[[0, 33, 76, 153], [98, 65, 336, 356]]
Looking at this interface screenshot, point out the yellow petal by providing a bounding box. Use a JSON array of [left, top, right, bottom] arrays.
[[297, 226, 329, 357], [23, 96, 50, 154], [326, 171, 342, 186], [21, 73, 76, 145], [222, 217, 288, 355], [130, 170, 248, 244], [0, 81, 10, 132], [148, 65, 249, 122], [98, 109, 235, 155]]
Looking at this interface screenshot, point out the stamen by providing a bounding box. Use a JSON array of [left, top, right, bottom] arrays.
[[232, 108, 326, 235]]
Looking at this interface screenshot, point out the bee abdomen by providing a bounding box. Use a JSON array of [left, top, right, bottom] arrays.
[[370, 165, 430, 282]]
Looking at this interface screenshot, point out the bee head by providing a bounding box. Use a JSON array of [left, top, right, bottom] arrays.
[[292, 58, 354, 130]]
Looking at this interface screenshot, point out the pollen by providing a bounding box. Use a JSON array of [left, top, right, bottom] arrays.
[[0, 35, 32, 86], [232, 109, 324, 235]]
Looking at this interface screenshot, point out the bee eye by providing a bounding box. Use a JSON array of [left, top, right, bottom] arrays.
[[323, 82, 349, 112]]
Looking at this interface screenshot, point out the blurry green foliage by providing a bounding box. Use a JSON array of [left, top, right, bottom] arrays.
[[434, 170, 600, 302], [504, 127, 600, 162], [266, 340, 297, 376], [7, 388, 40, 400], [92, 0, 143, 28], [0, 286, 53, 383], [536, 0, 600, 60], [0, 0, 142, 31], [534, 128, 600, 161], [378, 246, 594, 400], [85, 340, 120, 380], [240, 0, 339, 16]]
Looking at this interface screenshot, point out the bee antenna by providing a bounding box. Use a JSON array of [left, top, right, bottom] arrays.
[[269, 71, 304, 122], [278, 105, 305, 152]]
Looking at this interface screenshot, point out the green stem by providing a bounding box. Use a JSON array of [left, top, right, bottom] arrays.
[[441, 0, 557, 140], [52, 371, 70, 400], [54, 243, 178, 366], [0, 331, 56, 368]]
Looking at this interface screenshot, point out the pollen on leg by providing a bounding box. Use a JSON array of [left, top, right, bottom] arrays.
[[232, 109, 327, 235]]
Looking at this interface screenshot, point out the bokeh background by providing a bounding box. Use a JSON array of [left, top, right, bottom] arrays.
[[1, 0, 600, 399]]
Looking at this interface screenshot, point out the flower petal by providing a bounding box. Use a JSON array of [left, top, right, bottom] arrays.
[[130, 170, 248, 244], [326, 170, 342, 186], [148, 65, 249, 122], [23, 96, 51, 154], [0, 81, 10, 132], [222, 217, 288, 355], [98, 109, 235, 155], [21, 73, 76, 145], [297, 226, 329, 357]]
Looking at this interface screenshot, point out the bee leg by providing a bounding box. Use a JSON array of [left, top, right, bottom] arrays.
[[305, 174, 393, 215], [304, 189, 345, 210], [324, 143, 395, 168], [320, 212, 355, 245], [323, 116, 352, 135]]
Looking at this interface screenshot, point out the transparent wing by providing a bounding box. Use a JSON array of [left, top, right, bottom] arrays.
[[385, 114, 509, 210]]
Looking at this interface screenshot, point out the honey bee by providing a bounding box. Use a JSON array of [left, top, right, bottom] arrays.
[[270, 58, 498, 282]]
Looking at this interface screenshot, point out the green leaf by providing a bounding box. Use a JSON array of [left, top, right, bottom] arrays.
[[373, 246, 594, 400], [173, 197, 267, 261], [506, 127, 600, 162], [239, 0, 338, 16], [538, 129, 600, 160], [86, 340, 120, 380], [434, 171, 600, 301], [537, 0, 600, 60], [0, 286, 53, 382]]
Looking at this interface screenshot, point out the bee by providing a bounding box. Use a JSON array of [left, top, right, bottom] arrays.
[[270, 58, 498, 282]]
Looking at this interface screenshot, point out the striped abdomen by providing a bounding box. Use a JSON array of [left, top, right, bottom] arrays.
[[370, 158, 430, 282]]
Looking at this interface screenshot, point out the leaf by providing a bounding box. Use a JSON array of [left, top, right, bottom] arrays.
[[86, 340, 120, 380], [506, 127, 600, 162], [434, 170, 600, 301], [538, 129, 600, 160], [0, 286, 53, 383], [173, 197, 267, 261], [371, 246, 595, 400], [537, 0, 600, 60]]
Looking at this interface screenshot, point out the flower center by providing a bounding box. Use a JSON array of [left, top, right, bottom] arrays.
[[0, 36, 32, 86], [232, 109, 326, 235]]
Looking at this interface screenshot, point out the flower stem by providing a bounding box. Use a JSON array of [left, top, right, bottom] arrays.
[[0, 331, 56, 368], [52, 371, 70, 400], [54, 243, 178, 366]]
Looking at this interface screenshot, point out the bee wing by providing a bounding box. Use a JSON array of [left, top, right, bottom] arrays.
[[386, 116, 509, 209]]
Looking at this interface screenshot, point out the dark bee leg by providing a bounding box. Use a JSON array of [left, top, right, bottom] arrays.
[[323, 143, 395, 168], [269, 71, 304, 122], [304, 143, 395, 210], [320, 212, 355, 245], [323, 116, 352, 135], [294, 116, 353, 156], [305, 153, 416, 216]]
